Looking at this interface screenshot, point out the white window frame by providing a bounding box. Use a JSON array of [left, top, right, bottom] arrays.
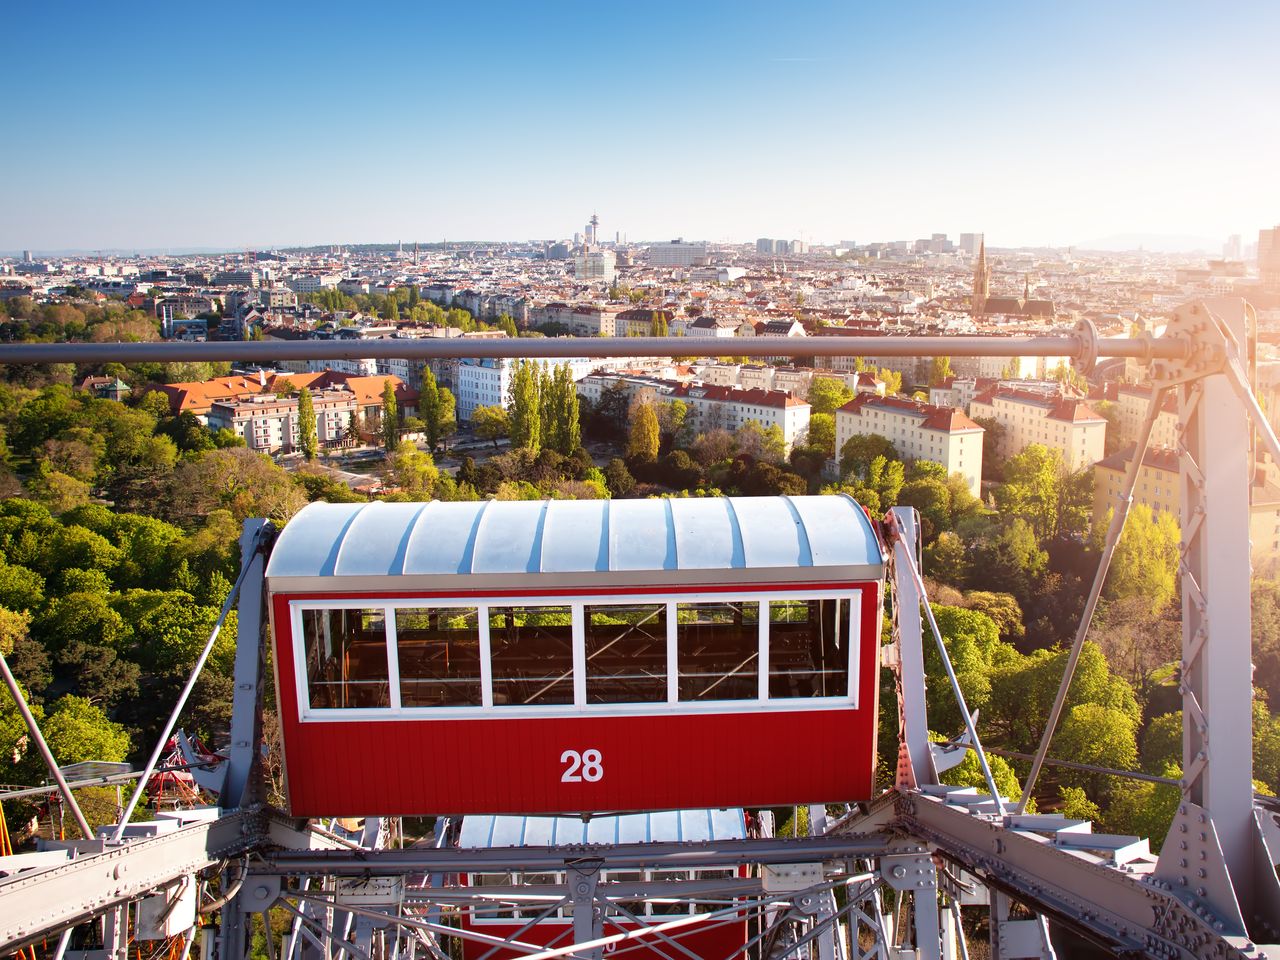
[[290, 587, 863, 724]]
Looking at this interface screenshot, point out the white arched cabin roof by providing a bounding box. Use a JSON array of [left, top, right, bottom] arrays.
[[265, 496, 884, 593]]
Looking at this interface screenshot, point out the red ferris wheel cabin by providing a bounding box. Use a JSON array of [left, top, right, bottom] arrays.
[[264, 496, 885, 816]]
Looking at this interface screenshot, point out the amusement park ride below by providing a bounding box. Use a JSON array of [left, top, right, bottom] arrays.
[[0, 298, 1278, 960]]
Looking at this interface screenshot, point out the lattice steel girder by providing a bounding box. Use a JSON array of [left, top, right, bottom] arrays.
[[256, 835, 910, 876], [0, 811, 257, 952], [402, 878, 765, 902], [893, 792, 1278, 960]]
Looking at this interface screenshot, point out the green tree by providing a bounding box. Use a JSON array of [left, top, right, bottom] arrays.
[[929, 356, 954, 387], [380, 380, 399, 450], [542, 364, 582, 456], [509, 360, 542, 452], [437, 388, 458, 449], [806, 412, 836, 456], [966, 518, 1049, 606], [43, 695, 131, 764], [1103, 504, 1180, 615], [498, 313, 518, 338], [840, 433, 898, 479], [627, 402, 660, 462], [993, 444, 1063, 541], [165, 449, 307, 526], [604, 458, 636, 496], [878, 368, 903, 395], [472, 405, 509, 449], [420, 368, 442, 450], [806, 378, 854, 416], [971, 416, 1007, 480], [384, 441, 439, 500], [923, 531, 967, 586], [296, 387, 318, 461]]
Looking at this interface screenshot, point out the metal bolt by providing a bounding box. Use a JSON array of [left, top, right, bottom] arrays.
[[890, 865, 907, 879]]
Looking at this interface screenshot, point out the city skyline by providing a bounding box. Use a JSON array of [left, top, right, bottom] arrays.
[[5, 0, 1278, 251]]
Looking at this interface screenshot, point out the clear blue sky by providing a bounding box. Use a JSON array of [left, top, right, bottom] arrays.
[[5, 0, 1278, 252]]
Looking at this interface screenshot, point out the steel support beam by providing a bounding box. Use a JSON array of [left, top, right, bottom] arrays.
[[258, 835, 902, 876], [886, 790, 1275, 959], [888, 507, 937, 790], [0, 811, 258, 952], [221, 519, 272, 810], [0, 333, 1185, 366], [1153, 299, 1262, 939]]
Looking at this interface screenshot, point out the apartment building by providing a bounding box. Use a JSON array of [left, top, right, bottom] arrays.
[[969, 387, 1107, 470], [648, 241, 710, 268], [576, 374, 811, 450], [930, 377, 1060, 413], [206, 388, 358, 453], [528, 302, 623, 337], [1094, 444, 1280, 574], [835, 395, 984, 495], [455, 357, 597, 420], [1089, 382, 1180, 449], [686, 316, 741, 338]]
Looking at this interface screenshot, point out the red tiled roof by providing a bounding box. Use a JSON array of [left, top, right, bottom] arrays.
[[972, 387, 1104, 424], [837, 393, 983, 433]]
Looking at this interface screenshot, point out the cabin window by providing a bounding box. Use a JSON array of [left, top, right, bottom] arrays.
[[470, 872, 519, 919], [649, 869, 693, 915], [396, 607, 482, 707], [676, 601, 759, 701], [602, 869, 646, 919], [768, 598, 849, 699], [301, 608, 389, 709], [693, 868, 737, 913], [489, 606, 574, 705], [584, 603, 667, 703]]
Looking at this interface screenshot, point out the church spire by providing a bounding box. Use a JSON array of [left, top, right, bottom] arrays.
[[1023, 273, 1030, 301], [972, 238, 990, 316]]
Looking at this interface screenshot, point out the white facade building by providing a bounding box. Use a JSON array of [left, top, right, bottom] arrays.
[[835, 395, 984, 496], [206, 389, 357, 454], [968, 387, 1107, 471], [575, 249, 617, 283], [648, 241, 710, 268], [456, 356, 598, 421], [576, 374, 811, 451]]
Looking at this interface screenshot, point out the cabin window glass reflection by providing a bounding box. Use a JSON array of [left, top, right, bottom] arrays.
[[676, 601, 759, 701], [302, 608, 389, 708], [584, 603, 667, 703], [767, 598, 849, 699], [396, 607, 481, 707], [471, 873, 518, 920], [489, 606, 574, 705]]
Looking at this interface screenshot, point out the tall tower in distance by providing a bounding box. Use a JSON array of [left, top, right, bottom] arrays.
[[972, 238, 991, 315], [585, 213, 599, 246], [1260, 225, 1280, 293]]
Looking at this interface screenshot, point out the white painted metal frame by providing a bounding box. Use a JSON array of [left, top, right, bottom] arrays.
[[287, 587, 863, 723]]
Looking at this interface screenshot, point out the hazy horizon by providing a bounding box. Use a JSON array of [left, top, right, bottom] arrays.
[[5, 0, 1277, 252]]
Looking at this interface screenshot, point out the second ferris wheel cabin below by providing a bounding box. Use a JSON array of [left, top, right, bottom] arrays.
[[264, 495, 885, 817]]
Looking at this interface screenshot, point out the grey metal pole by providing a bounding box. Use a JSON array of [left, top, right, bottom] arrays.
[[1015, 387, 1167, 813], [888, 520, 1005, 813], [0, 333, 1183, 365], [110, 529, 261, 842], [0, 651, 94, 840]]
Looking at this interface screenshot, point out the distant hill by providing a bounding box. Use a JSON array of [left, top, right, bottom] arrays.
[[1075, 233, 1218, 254]]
